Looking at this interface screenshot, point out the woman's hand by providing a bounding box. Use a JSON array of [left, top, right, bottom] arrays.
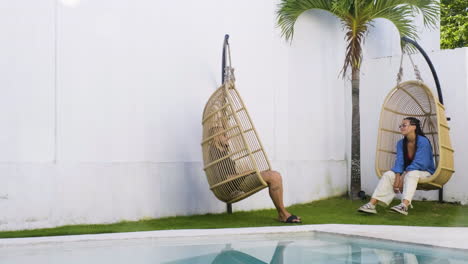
[[393, 173, 404, 193]]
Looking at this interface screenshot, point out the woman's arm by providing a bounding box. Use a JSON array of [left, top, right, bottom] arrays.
[[391, 140, 405, 174], [406, 137, 433, 173], [393, 173, 403, 193]]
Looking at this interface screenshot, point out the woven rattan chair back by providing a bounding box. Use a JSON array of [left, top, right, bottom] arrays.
[[201, 80, 270, 203], [375, 80, 455, 190]]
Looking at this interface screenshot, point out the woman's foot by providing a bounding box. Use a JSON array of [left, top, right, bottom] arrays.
[[358, 202, 377, 214], [390, 203, 408, 215]]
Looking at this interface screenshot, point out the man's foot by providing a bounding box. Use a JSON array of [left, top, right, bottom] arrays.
[[390, 203, 408, 215], [358, 202, 377, 214], [280, 214, 301, 224]]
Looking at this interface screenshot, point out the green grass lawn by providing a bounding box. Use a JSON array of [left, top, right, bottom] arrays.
[[1, 196, 467, 239]]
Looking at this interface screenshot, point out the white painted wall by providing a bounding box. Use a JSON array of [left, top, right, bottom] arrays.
[[0, 1, 464, 231], [0, 1, 349, 231]]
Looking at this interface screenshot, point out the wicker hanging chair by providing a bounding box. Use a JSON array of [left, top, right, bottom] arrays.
[[375, 39, 455, 190], [201, 35, 270, 204]]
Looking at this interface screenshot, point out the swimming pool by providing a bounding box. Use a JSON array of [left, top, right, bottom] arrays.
[[1, 230, 468, 264]]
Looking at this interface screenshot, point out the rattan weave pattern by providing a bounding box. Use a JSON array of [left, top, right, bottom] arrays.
[[201, 80, 269, 203]]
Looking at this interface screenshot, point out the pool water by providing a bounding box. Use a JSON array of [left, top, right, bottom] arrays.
[[1, 232, 467, 263]]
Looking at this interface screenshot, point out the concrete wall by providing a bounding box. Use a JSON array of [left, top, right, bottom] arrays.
[[0, 1, 349, 231], [0, 0, 463, 231]]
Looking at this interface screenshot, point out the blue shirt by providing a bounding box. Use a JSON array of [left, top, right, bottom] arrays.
[[391, 135, 436, 174]]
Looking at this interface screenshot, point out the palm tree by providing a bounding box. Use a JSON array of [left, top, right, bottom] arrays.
[[277, 0, 439, 199]]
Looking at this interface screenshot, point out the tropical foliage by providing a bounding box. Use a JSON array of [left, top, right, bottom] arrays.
[[441, 0, 468, 49]]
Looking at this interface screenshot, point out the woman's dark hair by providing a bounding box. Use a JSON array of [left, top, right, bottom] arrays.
[[404, 117, 425, 137], [402, 117, 428, 168]]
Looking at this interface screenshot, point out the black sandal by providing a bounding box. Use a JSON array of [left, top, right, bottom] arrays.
[[282, 215, 302, 224]]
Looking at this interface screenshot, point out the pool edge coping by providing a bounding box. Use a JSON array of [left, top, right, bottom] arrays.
[[1, 224, 467, 251]]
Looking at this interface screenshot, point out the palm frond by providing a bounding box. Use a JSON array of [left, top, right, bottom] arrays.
[[376, 5, 417, 39], [276, 0, 334, 41], [276, 0, 439, 77], [407, 0, 439, 29], [341, 17, 368, 76], [370, 0, 439, 39]]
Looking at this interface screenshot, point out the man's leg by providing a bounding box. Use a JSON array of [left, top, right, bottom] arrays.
[[260, 170, 300, 223], [270, 241, 293, 264]]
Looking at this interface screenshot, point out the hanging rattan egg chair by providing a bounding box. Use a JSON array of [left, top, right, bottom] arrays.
[[201, 35, 270, 204], [375, 38, 455, 190], [375, 80, 454, 190]]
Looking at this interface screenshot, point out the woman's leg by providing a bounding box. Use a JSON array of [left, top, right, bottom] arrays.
[[401, 170, 430, 206], [370, 171, 397, 206]]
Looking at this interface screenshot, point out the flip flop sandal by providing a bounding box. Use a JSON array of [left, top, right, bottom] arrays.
[[282, 215, 302, 224]]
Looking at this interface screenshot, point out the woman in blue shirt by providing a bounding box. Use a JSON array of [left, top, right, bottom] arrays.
[[359, 117, 435, 215]]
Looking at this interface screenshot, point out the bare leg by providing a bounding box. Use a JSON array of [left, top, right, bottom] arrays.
[[260, 170, 300, 223]]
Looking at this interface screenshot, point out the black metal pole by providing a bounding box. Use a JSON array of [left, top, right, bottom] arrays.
[[222, 34, 229, 84], [401, 36, 443, 105], [401, 37, 445, 203], [222, 34, 233, 213]]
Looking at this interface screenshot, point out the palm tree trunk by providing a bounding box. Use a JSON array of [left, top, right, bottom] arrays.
[[350, 67, 361, 200]]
